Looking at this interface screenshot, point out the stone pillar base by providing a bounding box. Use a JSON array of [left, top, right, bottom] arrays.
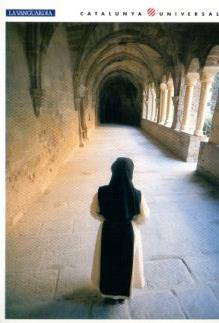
[[196, 142, 219, 185]]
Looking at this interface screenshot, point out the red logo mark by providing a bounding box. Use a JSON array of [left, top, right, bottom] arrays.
[[147, 8, 156, 16]]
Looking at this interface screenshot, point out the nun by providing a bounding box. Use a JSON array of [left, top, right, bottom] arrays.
[[90, 157, 150, 302]]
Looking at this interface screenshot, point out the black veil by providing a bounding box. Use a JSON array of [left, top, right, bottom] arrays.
[[98, 157, 141, 221]]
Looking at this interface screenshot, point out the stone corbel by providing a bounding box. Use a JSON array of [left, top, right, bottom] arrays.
[[26, 23, 56, 117], [30, 88, 44, 117]]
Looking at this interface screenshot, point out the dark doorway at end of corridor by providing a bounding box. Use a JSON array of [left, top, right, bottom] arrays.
[[98, 75, 141, 126]]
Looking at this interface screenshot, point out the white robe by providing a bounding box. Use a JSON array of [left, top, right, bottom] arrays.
[[90, 193, 150, 298]]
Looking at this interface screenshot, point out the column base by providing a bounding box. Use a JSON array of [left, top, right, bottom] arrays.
[[164, 121, 172, 127], [194, 129, 203, 136], [180, 126, 190, 133]]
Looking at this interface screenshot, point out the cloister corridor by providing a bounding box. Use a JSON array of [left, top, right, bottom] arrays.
[[6, 125, 219, 319]]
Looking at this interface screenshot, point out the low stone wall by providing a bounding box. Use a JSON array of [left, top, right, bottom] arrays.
[[141, 119, 202, 162], [196, 142, 219, 185]]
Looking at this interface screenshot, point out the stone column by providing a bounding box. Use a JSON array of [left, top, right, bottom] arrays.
[[160, 83, 168, 124], [142, 91, 147, 119], [158, 90, 163, 123], [194, 71, 214, 136], [171, 96, 180, 130], [145, 94, 150, 120], [144, 88, 149, 120], [209, 92, 219, 144], [78, 85, 88, 140], [181, 73, 199, 132], [154, 97, 160, 122], [165, 78, 174, 127], [147, 88, 152, 120], [151, 88, 156, 121]]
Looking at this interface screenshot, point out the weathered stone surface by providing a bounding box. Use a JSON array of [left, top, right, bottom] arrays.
[[55, 267, 91, 297], [174, 286, 219, 319], [197, 142, 219, 185], [39, 235, 83, 270], [184, 254, 219, 282], [144, 258, 194, 289], [131, 290, 185, 319], [40, 218, 74, 236], [91, 302, 131, 319], [6, 24, 80, 225], [208, 282, 219, 301], [7, 300, 91, 319], [6, 270, 58, 301]]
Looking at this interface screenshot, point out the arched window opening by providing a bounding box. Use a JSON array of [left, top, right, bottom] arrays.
[[203, 72, 219, 137]]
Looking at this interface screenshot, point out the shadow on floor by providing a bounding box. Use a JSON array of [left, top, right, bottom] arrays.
[[7, 286, 106, 319], [190, 171, 219, 199], [139, 128, 182, 162]]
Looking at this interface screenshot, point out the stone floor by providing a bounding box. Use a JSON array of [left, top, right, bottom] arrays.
[[6, 125, 219, 319]]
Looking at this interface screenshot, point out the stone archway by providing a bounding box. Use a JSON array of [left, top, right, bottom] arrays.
[[98, 75, 140, 126]]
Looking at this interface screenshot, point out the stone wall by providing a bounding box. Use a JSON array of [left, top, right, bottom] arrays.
[[6, 24, 80, 226], [141, 120, 202, 161], [196, 142, 219, 185]]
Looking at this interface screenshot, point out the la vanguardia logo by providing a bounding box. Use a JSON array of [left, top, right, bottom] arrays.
[[6, 9, 55, 17]]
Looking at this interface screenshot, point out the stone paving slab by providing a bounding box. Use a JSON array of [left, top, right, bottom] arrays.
[[130, 290, 185, 319], [143, 236, 202, 260], [27, 300, 91, 319], [184, 254, 219, 282], [55, 267, 90, 297], [91, 302, 131, 319], [144, 258, 194, 290], [6, 270, 58, 301], [6, 126, 219, 319], [39, 244, 83, 271], [174, 285, 219, 319], [208, 282, 219, 301], [40, 217, 74, 236], [6, 236, 44, 273]]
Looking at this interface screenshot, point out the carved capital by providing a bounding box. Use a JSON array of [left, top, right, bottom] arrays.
[[200, 71, 215, 84], [160, 82, 167, 91], [185, 73, 199, 86]]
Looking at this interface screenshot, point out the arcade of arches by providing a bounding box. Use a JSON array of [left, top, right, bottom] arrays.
[[7, 22, 219, 223], [6, 23, 219, 319]]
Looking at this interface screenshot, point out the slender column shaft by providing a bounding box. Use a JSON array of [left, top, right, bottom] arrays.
[[151, 89, 156, 121], [160, 83, 168, 124], [181, 73, 199, 132], [165, 79, 174, 127], [158, 90, 163, 123], [194, 72, 214, 136], [154, 97, 160, 122]]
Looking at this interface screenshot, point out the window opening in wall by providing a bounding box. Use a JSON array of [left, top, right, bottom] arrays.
[[203, 72, 219, 138]]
